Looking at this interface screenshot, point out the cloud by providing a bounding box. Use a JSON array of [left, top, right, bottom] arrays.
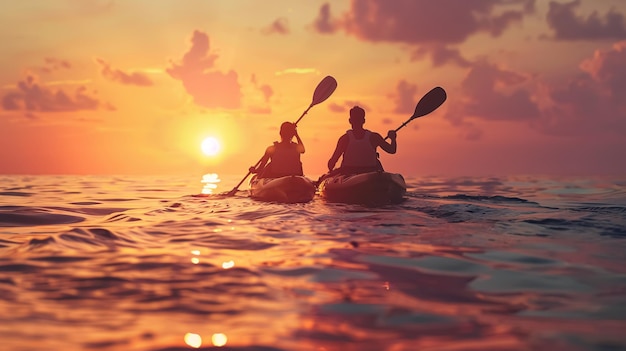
[[444, 42, 626, 139], [1, 74, 107, 114], [389, 80, 419, 114], [532, 40, 626, 136], [547, 0, 626, 40], [411, 45, 471, 67], [579, 40, 626, 100], [247, 74, 273, 114], [451, 60, 540, 123], [95, 58, 154, 86], [313, 0, 534, 44], [313, 3, 339, 34], [39, 57, 72, 74], [262, 18, 290, 35], [166, 30, 242, 109], [328, 100, 371, 113]]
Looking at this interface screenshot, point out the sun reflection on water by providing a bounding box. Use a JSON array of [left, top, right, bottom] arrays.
[[184, 333, 202, 348], [201, 173, 221, 194], [191, 250, 201, 264], [212, 333, 227, 347]]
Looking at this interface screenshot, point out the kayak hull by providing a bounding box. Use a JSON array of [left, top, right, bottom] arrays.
[[319, 171, 407, 205], [249, 175, 316, 203]]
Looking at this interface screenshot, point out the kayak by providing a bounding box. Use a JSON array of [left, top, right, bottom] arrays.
[[249, 175, 316, 203], [318, 171, 407, 205]]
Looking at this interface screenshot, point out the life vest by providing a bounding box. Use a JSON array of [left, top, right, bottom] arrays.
[[265, 141, 303, 177], [340, 130, 379, 169]]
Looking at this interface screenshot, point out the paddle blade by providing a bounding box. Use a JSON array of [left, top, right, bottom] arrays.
[[311, 75, 338, 106], [412, 86, 447, 119]]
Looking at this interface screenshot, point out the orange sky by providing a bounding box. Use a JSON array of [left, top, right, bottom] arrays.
[[1, 1, 625, 177]]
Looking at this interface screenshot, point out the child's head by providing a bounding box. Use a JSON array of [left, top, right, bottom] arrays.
[[280, 122, 296, 140]]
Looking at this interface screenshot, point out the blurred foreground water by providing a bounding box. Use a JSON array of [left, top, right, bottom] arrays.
[[1, 174, 625, 351]]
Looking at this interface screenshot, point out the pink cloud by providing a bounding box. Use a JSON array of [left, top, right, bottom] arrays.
[[313, 0, 533, 44], [1, 74, 106, 114], [389, 80, 419, 114], [166, 30, 242, 109], [411, 45, 471, 67], [532, 41, 626, 136], [443, 42, 626, 139], [262, 18, 290, 35], [454, 60, 540, 122], [547, 0, 626, 40], [250, 74, 274, 103], [39, 57, 72, 74], [579, 40, 626, 100], [95, 58, 153, 86], [313, 3, 338, 34]]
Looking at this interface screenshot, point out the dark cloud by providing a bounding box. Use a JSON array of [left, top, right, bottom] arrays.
[[1, 74, 105, 114], [531, 40, 626, 136], [95, 58, 153, 86], [313, 0, 534, 44], [390, 80, 419, 114], [166, 30, 242, 109], [457, 60, 540, 121], [411, 45, 471, 67], [313, 3, 338, 34], [547, 0, 626, 40], [262, 18, 290, 35], [443, 41, 626, 139]]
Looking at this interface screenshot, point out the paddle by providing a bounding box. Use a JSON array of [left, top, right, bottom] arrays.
[[384, 86, 447, 140], [315, 86, 447, 186], [226, 75, 338, 196]]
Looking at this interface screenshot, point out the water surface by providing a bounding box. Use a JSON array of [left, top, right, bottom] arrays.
[[1, 174, 625, 351]]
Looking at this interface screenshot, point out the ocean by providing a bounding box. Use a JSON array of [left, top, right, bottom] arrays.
[[1, 174, 625, 351]]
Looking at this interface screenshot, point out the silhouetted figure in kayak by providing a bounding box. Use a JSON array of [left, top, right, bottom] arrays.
[[249, 122, 305, 178], [327, 106, 396, 175]]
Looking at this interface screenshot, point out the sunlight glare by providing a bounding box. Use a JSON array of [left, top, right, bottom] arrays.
[[201, 137, 221, 156], [212, 333, 227, 347], [201, 173, 221, 195], [184, 333, 202, 348]]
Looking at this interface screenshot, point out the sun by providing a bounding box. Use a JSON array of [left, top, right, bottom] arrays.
[[201, 137, 221, 156]]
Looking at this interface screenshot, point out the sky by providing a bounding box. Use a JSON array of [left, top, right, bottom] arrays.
[[1, 0, 625, 177]]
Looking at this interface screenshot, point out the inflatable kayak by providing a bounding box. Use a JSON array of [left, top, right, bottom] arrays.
[[249, 175, 316, 203], [318, 171, 406, 205]]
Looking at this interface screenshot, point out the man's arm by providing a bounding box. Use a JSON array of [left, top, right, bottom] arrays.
[[373, 131, 397, 154], [327, 135, 348, 171]]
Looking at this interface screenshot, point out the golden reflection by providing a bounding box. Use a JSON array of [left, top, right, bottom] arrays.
[[212, 333, 227, 347], [191, 250, 201, 264], [184, 332, 202, 348], [222, 260, 235, 269], [201, 173, 221, 194]]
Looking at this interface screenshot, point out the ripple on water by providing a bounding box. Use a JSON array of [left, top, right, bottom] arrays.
[[0, 207, 85, 227]]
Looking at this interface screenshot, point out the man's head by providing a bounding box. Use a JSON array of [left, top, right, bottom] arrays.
[[349, 106, 365, 127], [280, 122, 296, 140]]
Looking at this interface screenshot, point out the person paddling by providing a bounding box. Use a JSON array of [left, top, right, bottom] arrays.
[[327, 106, 397, 175], [249, 122, 305, 178]]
